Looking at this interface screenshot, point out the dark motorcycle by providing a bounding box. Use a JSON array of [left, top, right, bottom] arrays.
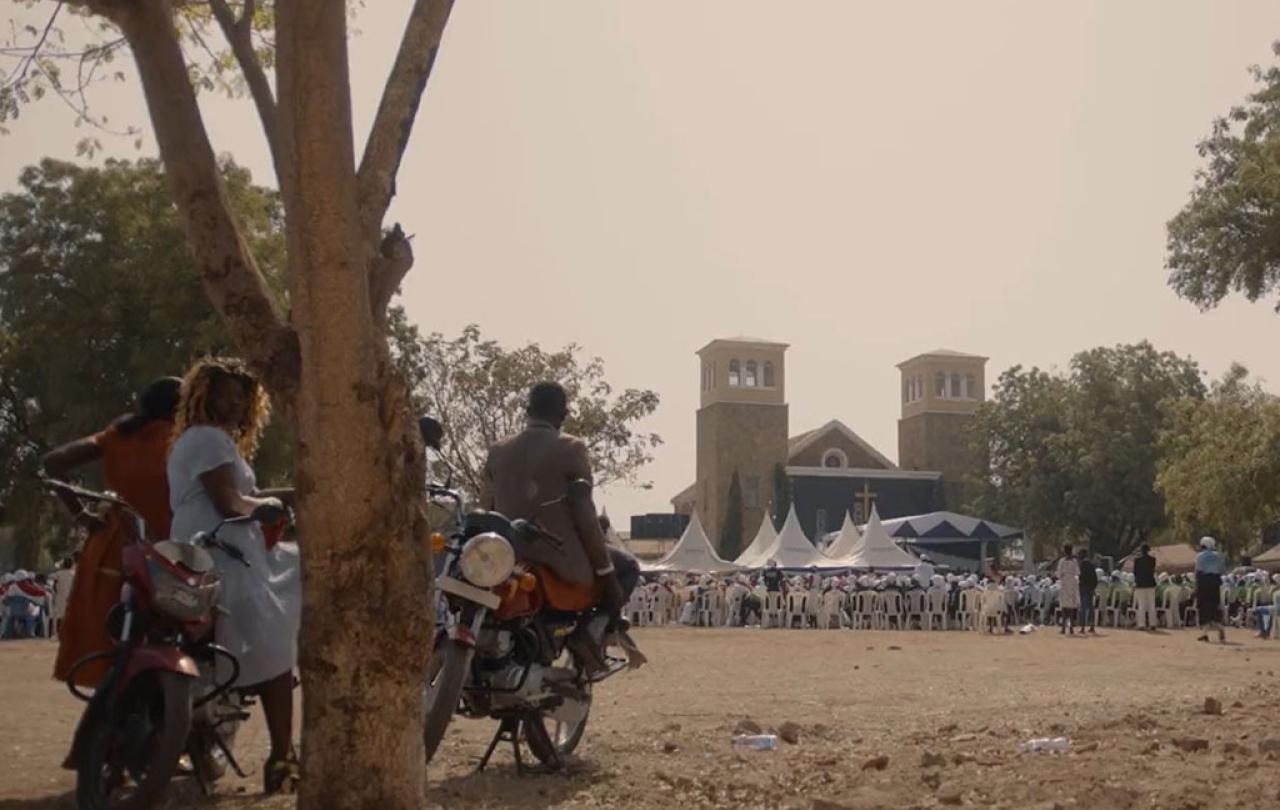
[[45, 477, 284, 810], [419, 418, 629, 772]]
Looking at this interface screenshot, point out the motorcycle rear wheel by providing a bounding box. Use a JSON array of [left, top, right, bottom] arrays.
[[422, 640, 473, 764], [521, 682, 591, 770], [76, 671, 192, 810]]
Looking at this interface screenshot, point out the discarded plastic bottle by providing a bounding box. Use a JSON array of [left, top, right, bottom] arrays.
[[732, 734, 779, 751], [1018, 737, 1070, 753]]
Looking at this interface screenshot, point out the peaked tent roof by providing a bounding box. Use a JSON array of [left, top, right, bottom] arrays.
[[642, 513, 740, 573], [762, 506, 828, 568], [823, 511, 863, 560], [880, 511, 1023, 543], [837, 506, 921, 569], [735, 514, 780, 568]]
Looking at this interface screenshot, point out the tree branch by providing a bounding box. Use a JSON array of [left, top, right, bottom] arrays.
[[108, 0, 299, 408], [356, 0, 453, 241], [208, 0, 287, 193]]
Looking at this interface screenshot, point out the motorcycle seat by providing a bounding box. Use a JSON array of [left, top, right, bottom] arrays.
[[153, 540, 216, 574]]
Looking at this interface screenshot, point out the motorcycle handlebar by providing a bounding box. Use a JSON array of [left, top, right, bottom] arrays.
[[40, 475, 137, 514]]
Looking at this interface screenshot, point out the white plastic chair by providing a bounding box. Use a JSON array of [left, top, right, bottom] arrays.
[[958, 589, 982, 631], [852, 591, 876, 629], [762, 592, 786, 628], [785, 591, 808, 629], [817, 590, 844, 629], [925, 590, 948, 630], [904, 591, 927, 630], [697, 588, 725, 627], [875, 591, 904, 630]]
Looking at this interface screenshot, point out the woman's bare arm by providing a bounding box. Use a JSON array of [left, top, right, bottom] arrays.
[[200, 464, 276, 519], [41, 437, 104, 518]]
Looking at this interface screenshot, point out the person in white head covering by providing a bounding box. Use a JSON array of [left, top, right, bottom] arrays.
[[913, 554, 936, 590], [1195, 536, 1227, 643], [1056, 545, 1081, 635]]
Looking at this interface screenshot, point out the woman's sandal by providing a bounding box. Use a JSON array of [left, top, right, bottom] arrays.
[[264, 750, 301, 795]]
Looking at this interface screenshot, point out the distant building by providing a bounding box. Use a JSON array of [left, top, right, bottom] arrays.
[[668, 337, 989, 556], [630, 512, 690, 540]]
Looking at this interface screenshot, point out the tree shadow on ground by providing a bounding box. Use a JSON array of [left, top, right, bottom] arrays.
[[430, 757, 605, 808]]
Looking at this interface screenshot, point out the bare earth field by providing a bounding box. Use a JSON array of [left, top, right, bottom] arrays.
[[4, 627, 1280, 810]]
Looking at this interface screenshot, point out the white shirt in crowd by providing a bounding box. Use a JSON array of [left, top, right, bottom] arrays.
[[913, 559, 936, 589]]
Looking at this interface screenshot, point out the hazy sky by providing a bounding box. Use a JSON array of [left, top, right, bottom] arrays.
[[5, 2, 1280, 523]]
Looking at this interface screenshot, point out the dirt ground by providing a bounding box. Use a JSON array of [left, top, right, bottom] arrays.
[[4, 626, 1280, 810]]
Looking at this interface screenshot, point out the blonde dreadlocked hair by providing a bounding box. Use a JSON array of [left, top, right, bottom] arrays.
[[173, 357, 272, 460]]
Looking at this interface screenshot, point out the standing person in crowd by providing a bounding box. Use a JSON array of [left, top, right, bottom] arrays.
[[167, 357, 301, 792], [49, 556, 77, 639], [761, 560, 786, 594], [42, 377, 181, 685], [1132, 544, 1158, 631], [1077, 549, 1098, 634], [913, 554, 935, 590], [1056, 545, 1080, 635], [1194, 536, 1227, 644]]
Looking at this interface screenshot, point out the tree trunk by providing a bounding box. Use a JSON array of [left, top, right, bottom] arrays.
[[274, 2, 433, 808]]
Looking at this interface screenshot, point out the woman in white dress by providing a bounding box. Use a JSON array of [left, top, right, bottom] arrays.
[[167, 358, 301, 792], [1056, 544, 1080, 635]]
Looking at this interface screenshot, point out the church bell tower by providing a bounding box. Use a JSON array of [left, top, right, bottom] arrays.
[[897, 349, 988, 508], [695, 338, 789, 554]]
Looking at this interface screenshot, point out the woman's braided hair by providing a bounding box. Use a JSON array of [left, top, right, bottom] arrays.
[[173, 357, 271, 459]]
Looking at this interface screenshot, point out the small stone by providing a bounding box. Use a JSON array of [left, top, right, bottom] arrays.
[[939, 723, 959, 734], [921, 771, 942, 790], [861, 754, 890, 771], [660, 740, 680, 754], [949, 733, 978, 742], [1258, 738, 1280, 754], [938, 790, 964, 805], [920, 750, 947, 768], [733, 718, 762, 735], [779, 721, 803, 745], [1143, 741, 1160, 754], [1173, 737, 1209, 752], [1203, 697, 1222, 716], [1222, 742, 1249, 756], [1232, 700, 1244, 708], [952, 752, 976, 765], [1076, 741, 1099, 753], [888, 645, 902, 651]]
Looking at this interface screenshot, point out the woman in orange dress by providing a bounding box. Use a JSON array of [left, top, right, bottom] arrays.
[[43, 377, 180, 686]]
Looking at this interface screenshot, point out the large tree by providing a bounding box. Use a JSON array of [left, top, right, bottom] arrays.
[[4, 1, 455, 807], [1156, 365, 1280, 555], [391, 319, 661, 502], [1167, 41, 1280, 312], [971, 342, 1206, 559], [0, 157, 292, 565]]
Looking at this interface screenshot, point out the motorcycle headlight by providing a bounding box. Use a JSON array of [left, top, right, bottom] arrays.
[[458, 532, 515, 588]]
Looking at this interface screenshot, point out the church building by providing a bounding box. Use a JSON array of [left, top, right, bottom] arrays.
[[670, 337, 988, 554]]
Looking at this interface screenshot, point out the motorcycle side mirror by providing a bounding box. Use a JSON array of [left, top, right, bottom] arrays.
[[563, 478, 592, 505], [250, 501, 288, 525], [418, 416, 444, 451]]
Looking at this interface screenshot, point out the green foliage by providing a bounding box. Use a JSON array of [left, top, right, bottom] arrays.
[[971, 342, 1206, 559], [771, 462, 792, 531], [720, 471, 744, 560], [0, 157, 291, 564], [1167, 41, 1280, 312], [391, 317, 661, 502], [1156, 365, 1280, 555]]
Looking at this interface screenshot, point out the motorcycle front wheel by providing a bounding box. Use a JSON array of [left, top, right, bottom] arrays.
[[422, 639, 473, 763], [76, 670, 192, 810]]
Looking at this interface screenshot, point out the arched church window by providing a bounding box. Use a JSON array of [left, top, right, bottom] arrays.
[[728, 360, 740, 387], [965, 374, 977, 399], [745, 360, 758, 387], [822, 448, 848, 468], [763, 361, 775, 388], [903, 379, 909, 404], [935, 372, 947, 398], [701, 364, 709, 391], [950, 373, 962, 398]]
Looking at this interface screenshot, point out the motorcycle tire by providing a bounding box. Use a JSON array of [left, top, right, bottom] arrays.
[[76, 670, 192, 810], [521, 685, 591, 770], [421, 640, 473, 764]]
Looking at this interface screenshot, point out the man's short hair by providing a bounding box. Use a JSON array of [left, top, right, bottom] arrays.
[[527, 381, 569, 423], [1140, 543, 1150, 555]]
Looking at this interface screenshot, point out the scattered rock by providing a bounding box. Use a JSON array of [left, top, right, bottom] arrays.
[[952, 752, 977, 765], [921, 770, 942, 791], [1258, 738, 1280, 754], [949, 733, 978, 743], [1173, 737, 1209, 752], [1222, 742, 1249, 756], [733, 718, 762, 736], [1203, 697, 1222, 716], [1094, 784, 1138, 809], [861, 754, 890, 771], [660, 740, 680, 754], [1232, 699, 1244, 708], [920, 750, 947, 768], [939, 723, 959, 735], [1143, 741, 1160, 754], [887, 645, 902, 651], [1076, 741, 1099, 753], [938, 789, 964, 805], [779, 721, 803, 745]]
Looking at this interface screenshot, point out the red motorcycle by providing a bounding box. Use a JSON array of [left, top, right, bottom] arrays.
[[45, 477, 284, 810]]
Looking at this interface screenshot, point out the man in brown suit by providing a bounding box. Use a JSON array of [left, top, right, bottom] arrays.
[[480, 382, 636, 619]]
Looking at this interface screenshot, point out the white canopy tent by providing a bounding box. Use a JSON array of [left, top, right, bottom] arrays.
[[641, 513, 740, 574], [734, 514, 779, 569], [830, 506, 920, 569], [761, 506, 829, 569], [822, 511, 863, 561]]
